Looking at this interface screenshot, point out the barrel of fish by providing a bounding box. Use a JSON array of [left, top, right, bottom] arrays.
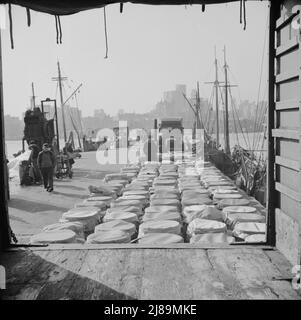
[[103, 181, 124, 193], [43, 221, 85, 239], [123, 190, 149, 198], [245, 234, 266, 243], [224, 213, 266, 229], [151, 188, 180, 196], [94, 220, 136, 238], [150, 198, 181, 210], [88, 184, 118, 198], [145, 206, 180, 214], [86, 230, 131, 244], [217, 198, 250, 210], [150, 193, 179, 200], [85, 196, 114, 207], [139, 220, 182, 237], [103, 211, 138, 224], [107, 205, 143, 217], [78, 201, 107, 214], [222, 206, 257, 214], [189, 233, 233, 244], [62, 207, 101, 233], [104, 173, 129, 183], [110, 199, 143, 211], [187, 219, 227, 237], [120, 194, 149, 207], [233, 222, 266, 235], [142, 211, 182, 222], [30, 229, 77, 244], [213, 193, 243, 201], [138, 233, 184, 244], [153, 179, 177, 187], [208, 185, 237, 192], [183, 205, 222, 224], [182, 189, 209, 198], [181, 194, 213, 207], [212, 189, 239, 195]]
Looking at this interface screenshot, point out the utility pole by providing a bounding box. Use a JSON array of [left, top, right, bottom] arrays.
[[52, 61, 68, 142]]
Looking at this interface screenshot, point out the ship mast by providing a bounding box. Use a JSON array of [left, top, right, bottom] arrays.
[[205, 47, 222, 147], [196, 81, 202, 130], [223, 46, 231, 156], [214, 47, 220, 147], [52, 61, 68, 142], [31, 82, 36, 109]]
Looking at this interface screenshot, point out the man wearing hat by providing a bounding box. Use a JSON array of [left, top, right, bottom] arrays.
[[28, 140, 41, 184], [37, 143, 56, 192]]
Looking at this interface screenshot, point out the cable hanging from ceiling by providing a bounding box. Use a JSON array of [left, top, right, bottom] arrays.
[[240, 0, 247, 30], [55, 15, 63, 44], [103, 6, 109, 59], [8, 4, 14, 49]]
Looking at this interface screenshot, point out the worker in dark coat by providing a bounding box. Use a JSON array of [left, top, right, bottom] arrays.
[[37, 143, 56, 192], [28, 140, 41, 183]]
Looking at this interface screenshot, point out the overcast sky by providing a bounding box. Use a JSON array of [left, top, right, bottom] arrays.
[[1, 1, 269, 118]]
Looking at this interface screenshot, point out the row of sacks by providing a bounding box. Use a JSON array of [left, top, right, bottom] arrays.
[[29, 165, 141, 245]]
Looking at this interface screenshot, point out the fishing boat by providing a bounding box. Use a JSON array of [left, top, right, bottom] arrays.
[[182, 47, 267, 205]]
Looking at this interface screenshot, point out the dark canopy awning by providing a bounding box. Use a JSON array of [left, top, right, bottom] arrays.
[[1, 1, 242, 15]]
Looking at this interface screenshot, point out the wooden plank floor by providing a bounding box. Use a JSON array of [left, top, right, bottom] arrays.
[[1, 247, 300, 300]]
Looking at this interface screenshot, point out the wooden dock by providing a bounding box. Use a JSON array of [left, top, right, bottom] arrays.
[[1, 245, 300, 300], [3, 151, 301, 300]]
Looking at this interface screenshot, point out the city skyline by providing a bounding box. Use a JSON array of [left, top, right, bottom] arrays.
[[1, 2, 269, 118]]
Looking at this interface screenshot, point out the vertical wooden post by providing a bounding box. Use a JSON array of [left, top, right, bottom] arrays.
[[0, 31, 11, 250], [266, 0, 279, 247]]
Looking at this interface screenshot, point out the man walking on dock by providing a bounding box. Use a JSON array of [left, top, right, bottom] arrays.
[[37, 143, 56, 192]]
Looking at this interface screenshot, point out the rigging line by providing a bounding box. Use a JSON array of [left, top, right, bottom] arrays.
[[205, 86, 214, 131], [228, 87, 250, 151], [103, 6, 109, 59], [8, 4, 14, 49], [252, 78, 268, 155], [225, 66, 252, 148], [230, 97, 240, 147], [54, 81, 59, 100], [253, 101, 267, 153], [251, 10, 269, 152], [254, 103, 268, 153], [57, 16, 62, 44], [26, 8, 31, 27], [220, 59, 252, 149]]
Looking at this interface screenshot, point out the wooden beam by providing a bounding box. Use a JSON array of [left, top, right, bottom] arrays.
[[276, 70, 299, 84], [276, 10, 299, 30], [276, 182, 301, 203], [0, 32, 11, 251], [267, 0, 280, 247], [276, 155, 300, 172], [5, 243, 275, 251], [272, 128, 300, 140], [276, 38, 299, 57], [275, 99, 300, 110]]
